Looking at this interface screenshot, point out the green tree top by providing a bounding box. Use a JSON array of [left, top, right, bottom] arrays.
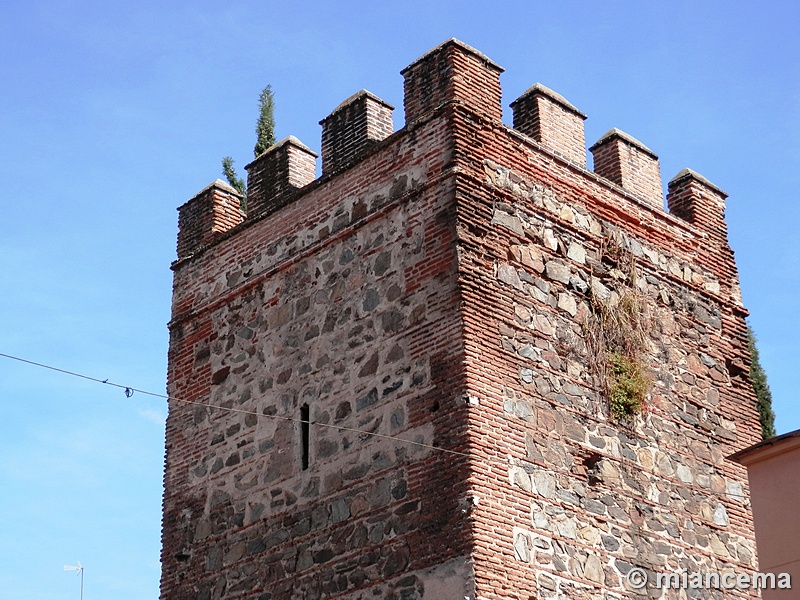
[[222, 84, 276, 209], [221, 156, 245, 196], [748, 325, 776, 440], [254, 84, 276, 157]]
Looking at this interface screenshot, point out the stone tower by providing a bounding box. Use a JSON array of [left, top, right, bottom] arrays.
[[162, 40, 763, 599]]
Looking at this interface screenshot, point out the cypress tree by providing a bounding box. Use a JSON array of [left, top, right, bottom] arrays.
[[748, 325, 776, 440], [221, 156, 245, 196], [220, 84, 276, 211], [254, 85, 276, 157]]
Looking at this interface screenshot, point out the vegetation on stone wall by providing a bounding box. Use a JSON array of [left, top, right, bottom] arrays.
[[607, 352, 650, 419], [221, 85, 276, 209], [585, 237, 653, 421], [747, 325, 776, 440]]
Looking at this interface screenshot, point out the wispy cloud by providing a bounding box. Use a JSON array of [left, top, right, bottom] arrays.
[[138, 407, 166, 428]]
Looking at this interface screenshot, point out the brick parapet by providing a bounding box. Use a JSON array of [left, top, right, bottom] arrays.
[[169, 108, 455, 326], [511, 83, 588, 168], [320, 90, 394, 176], [176, 179, 244, 260], [244, 136, 317, 221], [495, 116, 750, 322], [401, 38, 504, 126]]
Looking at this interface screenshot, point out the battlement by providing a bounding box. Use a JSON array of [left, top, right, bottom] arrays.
[[511, 82, 587, 167], [177, 38, 729, 264], [401, 38, 504, 125], [177, 40, 723, 263], [244, 135, 317, 220], [319, 89, 394, 176], [176, 179, 244, 259]]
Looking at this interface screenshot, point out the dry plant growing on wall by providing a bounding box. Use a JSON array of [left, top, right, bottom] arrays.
[[584, 235, 654, 420]]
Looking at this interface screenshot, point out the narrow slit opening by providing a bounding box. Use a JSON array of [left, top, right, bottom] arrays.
[[300, 403, 310, 471]]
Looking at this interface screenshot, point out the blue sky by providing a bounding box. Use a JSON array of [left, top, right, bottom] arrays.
[[1, 1, 797, 598]]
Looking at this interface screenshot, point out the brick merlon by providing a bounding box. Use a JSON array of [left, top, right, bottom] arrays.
[[400, 38, 504, 75], [669, 168, 728, 198], [319, 89, 394, 125], [510, 83, 587, 119], [245, 136, 318, 169], [180, 179, 241, 208], [590, 127, 658, 160]]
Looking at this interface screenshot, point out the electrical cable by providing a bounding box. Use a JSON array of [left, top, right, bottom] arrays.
[[0, 351, 473, 460], [0, 350, 761, 573], [0, 351, 752, 504]]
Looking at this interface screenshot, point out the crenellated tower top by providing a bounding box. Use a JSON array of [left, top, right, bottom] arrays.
[[176, 38, 729, 266]]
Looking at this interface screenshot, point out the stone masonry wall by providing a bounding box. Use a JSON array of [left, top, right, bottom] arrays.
[[163, 109, 476, 599], [450, 99, 762, 598]]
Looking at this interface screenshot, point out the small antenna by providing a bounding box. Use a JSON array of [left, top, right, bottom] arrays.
[[64, 562, 84, 600]]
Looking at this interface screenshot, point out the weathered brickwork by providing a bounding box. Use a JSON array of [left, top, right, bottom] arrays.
[[320, 90, 394, 176], [163, 39, 762, 599], [510, 84, 587, 168]]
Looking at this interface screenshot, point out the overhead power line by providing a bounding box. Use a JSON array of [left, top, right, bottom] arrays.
[[0, 351, 752, 506], [0, 352, 472, 460]]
